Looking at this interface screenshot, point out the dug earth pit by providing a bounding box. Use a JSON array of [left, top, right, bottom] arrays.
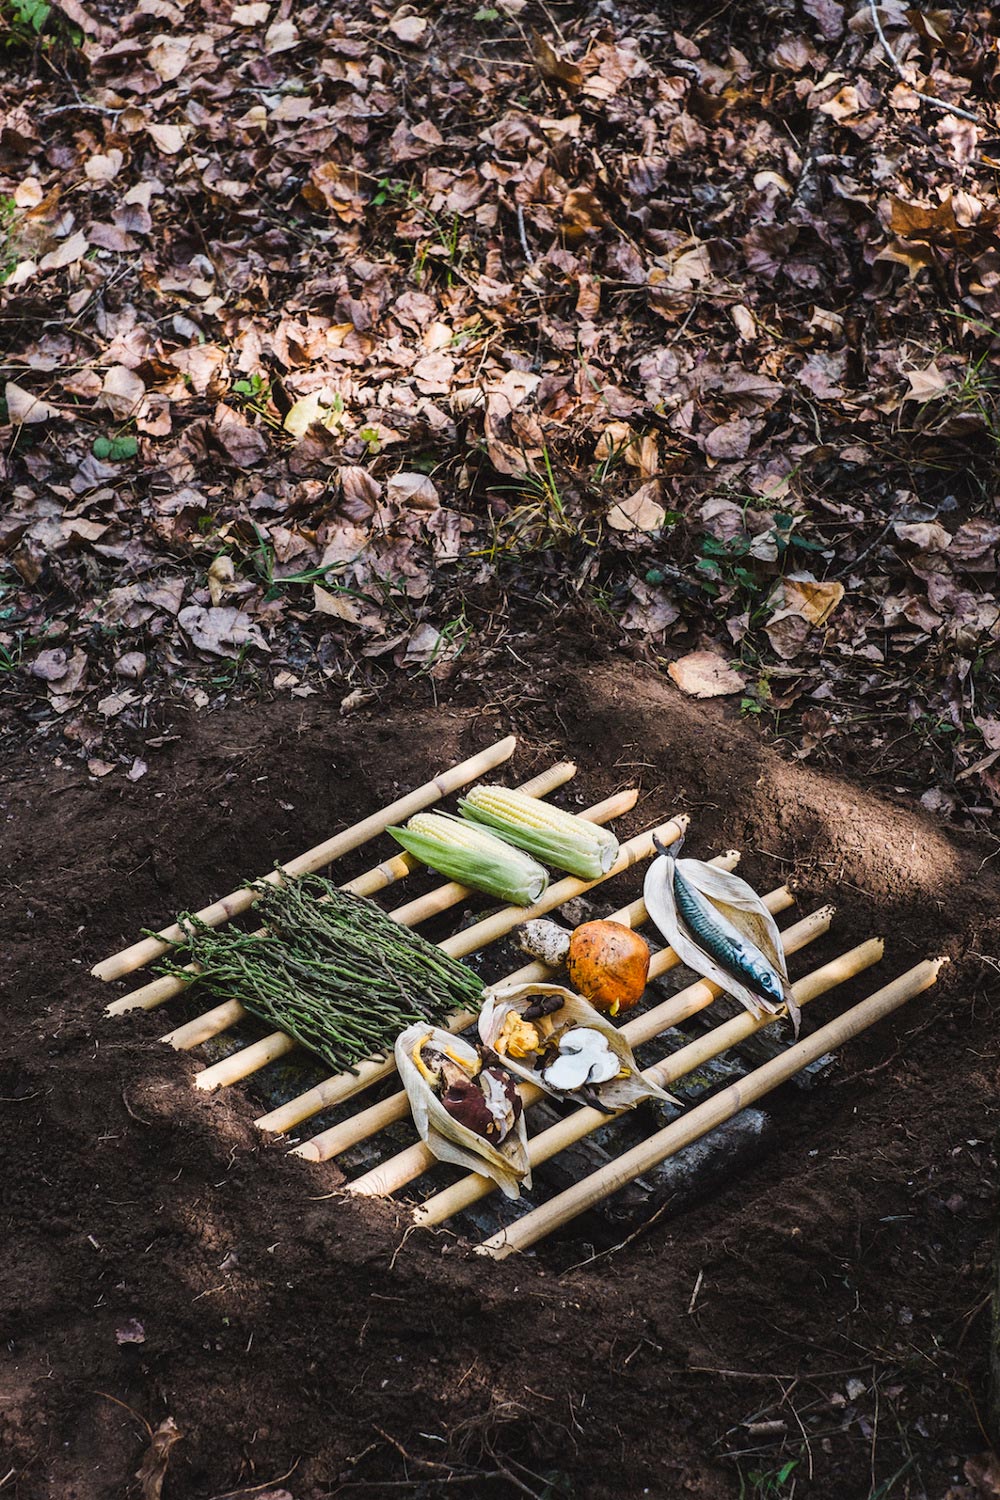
[[2, 659, 997, 1499]]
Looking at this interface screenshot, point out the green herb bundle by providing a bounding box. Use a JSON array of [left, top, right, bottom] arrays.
[[160, 873, 484, 1073]]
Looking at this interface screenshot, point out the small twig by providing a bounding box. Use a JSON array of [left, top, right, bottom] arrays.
[[39, 103, 122, 117], [516, 203, 533, 265], [559, 1197, 674, 1274], [868, 0, 980, 124], [206, 1459, 300, 1499], [92, 1391, 152, 1438]]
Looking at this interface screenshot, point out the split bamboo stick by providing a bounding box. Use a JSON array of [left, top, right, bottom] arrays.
[[106, 760, 582, 1017], [268, 852, 745, 1145], [92, 734, 519, 982], [345, 893, 816, 1198], [414, 936, 882, 1226], [476, 957, 946, 1259], [170, 794, 666, 1083]]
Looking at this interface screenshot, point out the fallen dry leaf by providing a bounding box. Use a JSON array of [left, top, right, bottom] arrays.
[[606, 481, 666, 533], [386, 471, 439, 511], [101, 365, 146, 421], [774, 576, 846, 627], [894, 521, 952, 551], [668, 651, 746, 699], [136, 1417, 182, 1500], [283, 392, 343, 440], [178, 605, 269, 658], [531, 29, 583, 90], [5, 381, 57, 425], [388, 13, 427, 44], [264, 17, 299, 52], [965, 1452, 1000, 1500], [903, 362, 951, 402], [313, 583, 364, 624], [38, 229, 88, 272]]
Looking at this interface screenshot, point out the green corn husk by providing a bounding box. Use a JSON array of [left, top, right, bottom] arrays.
[[156, 872, 484, 1074], [459, 784, 618, 881], [388, 811, 548, 906]]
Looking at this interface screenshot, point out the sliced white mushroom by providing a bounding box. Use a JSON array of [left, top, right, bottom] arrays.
[[542, 1027, 620, 1091], [543, 1052, 595, 1091]]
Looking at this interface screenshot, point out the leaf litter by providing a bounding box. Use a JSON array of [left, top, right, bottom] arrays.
[[1, 0, 1000, 822]]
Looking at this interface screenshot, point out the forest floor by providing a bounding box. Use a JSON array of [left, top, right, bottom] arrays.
[[4, 0, 1000, 1495]]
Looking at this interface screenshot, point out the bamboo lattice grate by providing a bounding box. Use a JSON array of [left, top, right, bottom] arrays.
[[93, 736, 945, 1259]]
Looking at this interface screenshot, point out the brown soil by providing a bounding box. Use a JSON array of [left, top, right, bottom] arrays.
[[3, 652, 999, 1500]]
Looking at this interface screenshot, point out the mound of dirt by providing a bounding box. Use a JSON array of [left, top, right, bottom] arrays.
[[2, 655, 998, 1499]]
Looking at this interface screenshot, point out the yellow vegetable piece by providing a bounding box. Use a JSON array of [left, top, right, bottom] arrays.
[[495, 1012, 542, 1060]]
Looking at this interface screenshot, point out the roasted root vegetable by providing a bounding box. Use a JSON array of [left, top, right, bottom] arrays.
[[479, 983, 674, 1111], [388, 810, 548, 906], [518, 918, 650, 1015], [396, 1025, 530, 1197], [459, 785, 618, 880]]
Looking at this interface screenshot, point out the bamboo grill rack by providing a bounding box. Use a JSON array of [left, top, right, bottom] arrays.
[[94, 735, 945, 1258]]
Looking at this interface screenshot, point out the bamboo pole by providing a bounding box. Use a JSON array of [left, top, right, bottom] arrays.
[[171, 794, 667, 1085], [414, 936, 882, 1226], [106, 760, 582, 1017], [92, 734, 519, 982], [476, 958, 947, 1260], [345, 893, 817, 1198], [293, 858, 773, 1158]]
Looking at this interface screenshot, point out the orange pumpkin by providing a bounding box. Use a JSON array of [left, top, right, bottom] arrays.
[[565, 920, 650, 1016]]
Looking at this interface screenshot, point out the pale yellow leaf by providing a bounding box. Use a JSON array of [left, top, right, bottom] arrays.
[[777, 577, 845, 626], [606, 481, 665, 533], [668, 650, 745, 699], [313, 583, 362, 623], [146, 122, 188, 154], [903, 362, 950, 403], [283, 391, 343, 440]]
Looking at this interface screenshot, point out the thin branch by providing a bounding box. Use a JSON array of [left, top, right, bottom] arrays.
[[516, 204, 533, 265], [868, 0, 980, 124]]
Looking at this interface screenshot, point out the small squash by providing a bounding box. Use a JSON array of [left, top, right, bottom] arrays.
[[566, 920, 650, 1015]]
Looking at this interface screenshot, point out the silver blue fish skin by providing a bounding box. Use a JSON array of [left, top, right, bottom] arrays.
[[672, 863, 785, 1007]]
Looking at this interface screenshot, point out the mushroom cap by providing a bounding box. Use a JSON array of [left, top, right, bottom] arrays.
[[566, 920, 650, 1013]]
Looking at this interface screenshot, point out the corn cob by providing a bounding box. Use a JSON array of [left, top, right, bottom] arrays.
[[387, 811, 549, 906], [459, 785, 619, 881]]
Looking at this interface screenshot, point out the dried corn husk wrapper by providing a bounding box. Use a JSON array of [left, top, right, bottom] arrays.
[[396, 1025, 530, 1199], [643, 853, 801, 1033], [478, 983, 674, 1110]]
